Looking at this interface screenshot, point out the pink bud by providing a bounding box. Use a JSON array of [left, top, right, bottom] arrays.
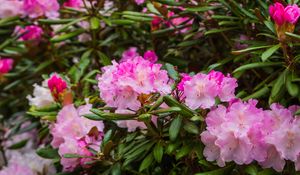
[[269, 2, 285, 25], [0, 58, 14, 74], [143, 50, 158, 63], [47, 74, 68, 101], [284, 4, 300, 24], [63, 0, 83, 8], [15, 25, 43, 41]]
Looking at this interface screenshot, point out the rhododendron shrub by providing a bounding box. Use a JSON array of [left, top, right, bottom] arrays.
[[1, 1, 300, 175]]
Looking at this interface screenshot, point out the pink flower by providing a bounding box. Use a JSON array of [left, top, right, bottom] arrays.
[[47, 73, 68, 101], [269, 3, 300, 25], [23, 0, 60, 18], [201, 101, 300, 172], [143, 50, 158, 63], [182, 71, 237, 109], [135, 0, 145, 5], [0, 163, 35, 175], [208, 71, 237, 102], [0, 58, 14, 74], [201, 100, 268, 166], [269, 2, 285, 25], [0, 0, 24, 18], [183, 73, 218, 109], [50, 104, 104, 171], [15, 25, 43, 41], [284, 4, 300, 24], [177, 73, 192, 91], [120, 47, 139, 62], [63, 0, 83, 8], [98, 57, 171, 112]]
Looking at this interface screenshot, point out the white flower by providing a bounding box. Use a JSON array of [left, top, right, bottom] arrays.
[[27, 81, 54, 108]]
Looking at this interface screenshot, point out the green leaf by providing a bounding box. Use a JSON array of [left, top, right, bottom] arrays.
[[295, 109, 300, 115], [36, 147, 60, 159], [97, 51, 111, 66], [84, 113, 105, 121], [183, 121, 199, 134], [26, 111, 57, 117], [101, 129, 113, 150], [245, 165, 258, 175], [38, 19, 75, 24], [165, 63, 179, 80], [153, 142, 164, 163], [264, 20, 276, 34], [186, 6, 219, 12], [286, 32, 300, 40], [261, 44, 281, 62], [155, 0, 183, 6], [195, 165, 233, 175], [63, 153, 88, 158], [111, 163, 121, 175], [270, 70, 286, 103], [123, 15, 153, 22], [163, 95, 194, 117], [233, 62, 283, 73], [8, 139, 28, 149], [169, 116, 182, 141], [139, 153, 154, 172], [286, 71, 299, 97], [232, 45, 270, 54], [243, 86, 270, 101], [204, 27, 239, 35], [175, 144, 191, 160], [51, 29, 85, 43], [90, 17, 100, 30], [68, 49, 92, 83], [149, 107, 181, 115], [54, 17, 87, 34], [166, 142, 180, 154], [90, 109, 136, 120], [111, 19, 135, 25]]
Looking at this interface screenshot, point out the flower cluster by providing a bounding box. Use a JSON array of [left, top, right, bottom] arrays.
[[98, 50, 171, 112], [201, 100, 300, 172], [50, 104, 104, 171], [0, 58, 14, 75], [179, 71, 237, 109], [269, 2, 300, 26]]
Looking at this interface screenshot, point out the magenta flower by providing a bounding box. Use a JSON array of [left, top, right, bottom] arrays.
[[284, 4, 300, 24], [47, 73, 68, 101], [15, 25, 43, 41], [269, 2, 285, 25], [0, 58, 14, 75], [177, 73, 192, 91], [23, 0, 60, 18], [269, 2, 300, 25], [63, 0, 83, 9], [143, 50, 158, 63]]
